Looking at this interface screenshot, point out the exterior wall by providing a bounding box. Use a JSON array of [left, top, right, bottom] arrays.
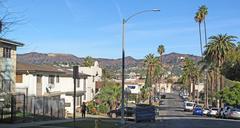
[[157, 83, 172, 93], [78, 62, 102, 102], [191, 83, 204, 93], [0, 42, 17, 93], [16, 61, 102, 114]]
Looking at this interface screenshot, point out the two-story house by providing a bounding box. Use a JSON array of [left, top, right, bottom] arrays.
[[0, 38, 23, 94], [16, 61, 102, 114]]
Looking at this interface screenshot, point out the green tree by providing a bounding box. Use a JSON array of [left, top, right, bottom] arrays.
[[83, 56, 94, 67], [216, 83, 240, 107], [95, 82, 121, 112], [182, 58, 199, 100], [144, 53, 158, 105], [204, 34, 237, 107], [222, 44, 240, 81]]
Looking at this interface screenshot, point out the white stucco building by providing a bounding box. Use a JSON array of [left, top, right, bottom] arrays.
[[15, 62, 102, 114]]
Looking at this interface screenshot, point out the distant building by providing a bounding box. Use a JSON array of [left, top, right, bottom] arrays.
[[16, 61, 102, 113], [0, 38, 23, 93], [125, 84, 142, 94]]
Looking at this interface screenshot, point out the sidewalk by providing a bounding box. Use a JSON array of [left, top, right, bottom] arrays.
[[0, 114, 109, 128]]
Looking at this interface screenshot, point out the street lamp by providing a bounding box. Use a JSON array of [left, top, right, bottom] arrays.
[[121, 9, 160, 125]]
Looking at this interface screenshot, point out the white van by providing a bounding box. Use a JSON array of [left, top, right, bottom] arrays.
[[184, 101, 195, 111]]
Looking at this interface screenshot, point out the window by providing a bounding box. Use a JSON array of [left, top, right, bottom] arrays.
[[2, 80, 11, 92], [84, 94, 86, 100], [77, 79, 80, 88], [48, 75, 55, 84], [77, 96, 80, 106], [56, 75, 60, 83], [37, 75, 42, 84], [16, 74, 23, 83], [3, 47, 11, 58], [83, 79, 86, 91]]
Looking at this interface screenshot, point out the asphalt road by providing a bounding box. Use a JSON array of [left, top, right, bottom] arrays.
[[127, 92, 240, 128]]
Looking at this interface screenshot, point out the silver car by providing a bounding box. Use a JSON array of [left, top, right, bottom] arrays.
[[208, 108, 218, 117], [226, 108, 240, 119]]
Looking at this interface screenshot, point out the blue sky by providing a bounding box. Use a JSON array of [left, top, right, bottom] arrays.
[[2, 0, 240, 59]]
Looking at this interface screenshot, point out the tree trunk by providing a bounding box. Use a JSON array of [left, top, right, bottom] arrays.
[[188, 78, 191, 99], [205, 72, 209, 108], [220, 75, 225, 107], [217, 67, 221, 108], [192, 79, 195, 102], [203, 19, 208, 46], [198, 22, 203, 56], [149, 65, 152, 105], [210, 71, 214, 107]]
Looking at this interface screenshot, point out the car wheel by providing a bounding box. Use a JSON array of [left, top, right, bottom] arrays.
[[111, 113, 117, 118]]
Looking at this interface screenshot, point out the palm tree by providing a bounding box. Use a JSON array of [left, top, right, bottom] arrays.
[[195, 5, 208, 54], [204, 34, 237, 107], [198, 5, 209, 107], [144, 53, 158, 105], [157, 45, 165, 64], [157, 44, 165, 97], [182, 58, 199, 100], [199, 59, 217, 107], [194, 11, 203, 56], [83, 56, 94, 67], [199, 5, 208, 46]]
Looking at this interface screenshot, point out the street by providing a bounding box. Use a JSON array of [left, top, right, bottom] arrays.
[[127, 92, 240, 128]]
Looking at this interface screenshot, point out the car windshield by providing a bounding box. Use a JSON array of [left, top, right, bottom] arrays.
[[186, 103, 193, 106]]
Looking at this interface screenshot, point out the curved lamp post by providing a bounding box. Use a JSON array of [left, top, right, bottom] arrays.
[[121, 9, 160, 125]]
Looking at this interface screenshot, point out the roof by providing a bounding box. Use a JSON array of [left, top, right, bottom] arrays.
[[16, 63, 90, 78], [62, 68, 90, 78], [0, 37, 24, 46], [17, 63, 66, 74]]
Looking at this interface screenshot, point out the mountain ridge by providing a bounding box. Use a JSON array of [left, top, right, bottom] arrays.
[[17, 52, 201, 68]]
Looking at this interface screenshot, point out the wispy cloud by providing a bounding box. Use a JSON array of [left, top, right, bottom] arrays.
[[111, 0, 122, 21]]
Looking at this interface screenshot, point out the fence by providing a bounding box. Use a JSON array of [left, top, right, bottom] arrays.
[[0, 94, 65, 123]]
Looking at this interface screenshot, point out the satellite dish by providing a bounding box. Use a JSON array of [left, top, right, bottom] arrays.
[[46, 84, 55, 93]]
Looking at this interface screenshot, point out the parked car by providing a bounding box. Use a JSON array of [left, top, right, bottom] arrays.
[[193, 107, 203, 116], [226, 108, 240, 119], [207, 108, 218, 117], [203, 108, 210, 115], [223, 106, 233, 118], [161, 94, 166, 99], [107, 107, 135, 118], [184, 101, 195, 111], [217, 108, 224, 118]]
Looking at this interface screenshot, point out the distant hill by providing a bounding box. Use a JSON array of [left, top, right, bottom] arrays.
[[17, 52, 201, 70]]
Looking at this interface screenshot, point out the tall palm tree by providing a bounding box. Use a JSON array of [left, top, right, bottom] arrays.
[[157, 45, 165, 64], [195, 11, 204, 56], [144, 53, 158, 105], [157, 44, 165, 95], [198, 5, 209, 107], [199, 5, 208, 46], [204, 34, 237, 107]]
